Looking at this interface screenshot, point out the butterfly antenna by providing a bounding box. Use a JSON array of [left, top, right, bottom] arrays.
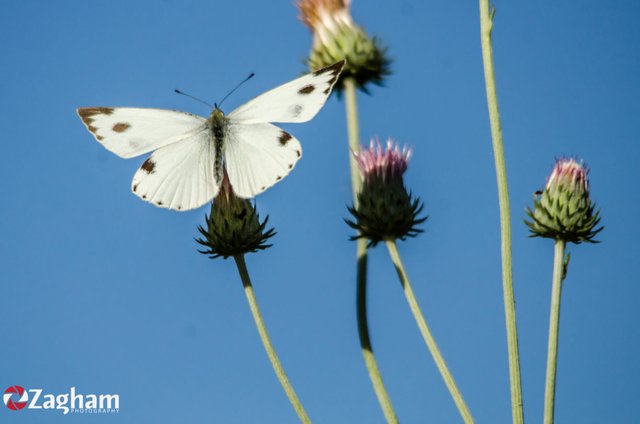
[[218, 73, 255, 108], [174, 89, 215, 109]]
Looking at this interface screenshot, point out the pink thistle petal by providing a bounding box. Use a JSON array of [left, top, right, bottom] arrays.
[[354, 138, 412, 184], [547, 157, 589, 194]]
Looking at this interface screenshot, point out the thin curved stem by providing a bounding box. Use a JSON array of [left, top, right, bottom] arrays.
[[385, 240, 475, 424], [543, 240, 566, 424], [356, 239, 398, 423], [233, 254, 312, 424], [344, 77, 398, 424], [479, 2, 524, 423]]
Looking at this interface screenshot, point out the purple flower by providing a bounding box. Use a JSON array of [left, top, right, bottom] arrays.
[[347, 138, 425, 246], [354, 139, 412, 185]]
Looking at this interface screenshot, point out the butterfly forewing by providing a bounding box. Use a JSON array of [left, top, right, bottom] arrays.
[[228, 60, 345, 124], [224, 122, 302, 198], [131, 130, 217, 211], [77, 107, 206, 158]]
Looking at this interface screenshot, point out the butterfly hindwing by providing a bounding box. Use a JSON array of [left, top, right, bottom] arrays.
[[131, 130, 217, 211], [77, 107, 206, 158], [228, 60, 345, 124], [224, 122, 302, 198]]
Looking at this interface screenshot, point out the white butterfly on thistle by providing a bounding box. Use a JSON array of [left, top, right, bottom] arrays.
[[77, 60, 345, 211]]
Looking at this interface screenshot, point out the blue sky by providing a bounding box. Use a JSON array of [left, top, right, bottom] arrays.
[[1, 1, 639, 423]]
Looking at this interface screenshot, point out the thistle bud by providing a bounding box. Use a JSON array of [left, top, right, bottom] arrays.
[[525, 158, 603, 243], [297, 0, 390, 92], [197, 174, 275, 259], [346, 139, 426, 246]]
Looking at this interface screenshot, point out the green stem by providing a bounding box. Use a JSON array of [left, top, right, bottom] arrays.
[[344, 77, 398, 424], [357, 240, 399, 423], [233, 254, 311, 424], [385, 240, 475, 424], [543, 240, 566, 424], [479, 2, 524, 423], [344, 77, 363, 203]]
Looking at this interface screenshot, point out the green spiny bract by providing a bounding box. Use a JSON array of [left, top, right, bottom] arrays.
[[347, 180, 425, 247], [524, 158, 603, 244], [197, 177, 275, 259]]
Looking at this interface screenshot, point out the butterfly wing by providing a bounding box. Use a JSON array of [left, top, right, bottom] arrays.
[[224, 122, 302, 198], [131, 130, 218, 211], [77, 107, 206, 158], [227, 60, 345, 124], [223, 61, 345, 197], [79, 62, 345, 206]]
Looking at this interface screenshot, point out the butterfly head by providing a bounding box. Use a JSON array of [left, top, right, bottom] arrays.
[[209, 106, 226, 127]]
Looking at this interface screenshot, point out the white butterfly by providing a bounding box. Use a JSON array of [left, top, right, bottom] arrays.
[[78, 60, 345, 211]]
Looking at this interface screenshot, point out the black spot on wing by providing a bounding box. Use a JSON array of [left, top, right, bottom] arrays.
[[133, 184, 138, 192], [312, 61, 344, 95], [78, 107, 114, 120], [298, 84, 315, 95], [141, 158, 156, 174], [276, 176, 282, 181], [326, 74, 338, 89], [290, 104, 303, 117], [295, 150, 301, 158], [112, 122, 131, 133], [279, 131, 292, 146], [77, 107, 115, 136], [313, 60, 345, 77]]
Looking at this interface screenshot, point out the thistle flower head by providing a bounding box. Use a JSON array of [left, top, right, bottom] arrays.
[[197, 173, 275, 259], [297, 0, 390, 92], [355, 139, 412, 185], [525, 158, 603, 243], [347, 139, 426, 246], [298, 0, 354, 43], [547, 158, 589, 197]]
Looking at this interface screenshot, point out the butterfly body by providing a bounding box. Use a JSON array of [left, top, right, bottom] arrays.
[[78, 60, 345, 211], [209, 107, 228, 185]]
